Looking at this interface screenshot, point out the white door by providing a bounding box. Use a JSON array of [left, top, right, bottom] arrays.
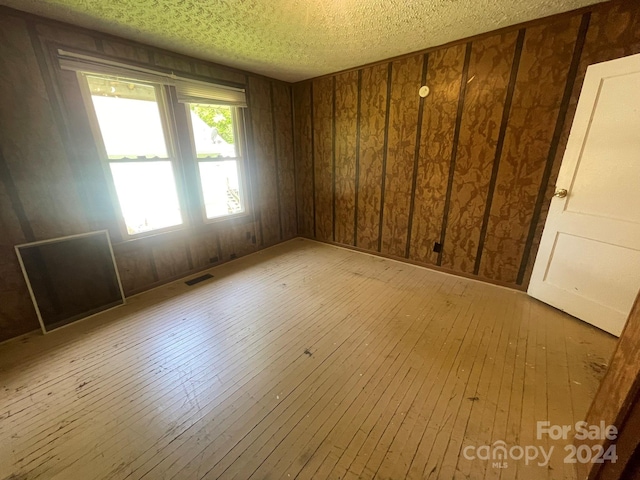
[[528, 53, 640, 337]]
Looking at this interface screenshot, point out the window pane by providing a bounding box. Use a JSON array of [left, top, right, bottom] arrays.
[[198, 161, 243, 219], [87, 75, 168, 159], [189, 104, 236, 158], [110, 161, 182, 234]]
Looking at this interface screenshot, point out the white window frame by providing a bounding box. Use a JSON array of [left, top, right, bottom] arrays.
[[184, 103, 250, 223], [77, 72, 188, 239], [60, 49, 250, 238]]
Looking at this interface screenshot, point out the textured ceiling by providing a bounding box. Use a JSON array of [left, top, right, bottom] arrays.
[[0, 0, 607, 82]]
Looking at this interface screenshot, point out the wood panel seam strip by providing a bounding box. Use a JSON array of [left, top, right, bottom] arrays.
[[405, 53, 430, 259], [353, 70, 362, 247], [310, 83, 317, 237], [332, 76, 337, 242], [148, 248, 160, 281], [516, 12, 591, 285], [473, 28, 526, 275], [0, 148, 35, 242], [377, 62, 394, 253], [216, 233, 223, 261], [270, 81, 284, 241], [290, 87, 299, 235], [437, 42, 472, 266], [243, 74, 263, 247]]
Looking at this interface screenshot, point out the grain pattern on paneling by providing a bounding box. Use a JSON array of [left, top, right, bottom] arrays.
[[0, 151, 33, 245], [0, 245, 38, 339], [193, 62, 214, 79], [112, 248, 157, 294], [522, 4, 640, 286], [0, 15, 88, 240], [0, 178, 39, 338], [248, 76, 280, 246], [34, 23, 98, 51], [219, 222, 258, 261], [356, 64, 389, 251], [102, 40, 150, 64], [409, 45, 466, 265], [312, 77, 334, 242], [441, 32, 518, 274], [0, 184, 27, 250], [479, 18, 581, 283], [191, 62, 246, 85], [380, 56, 423, 257], [333, 71, 358, 246], [153, 52, 192, 74], [188, 232, 221, 269], [293, 83, 314, 237], [272, 83, 297, 240], [152, 239, 191, 282]]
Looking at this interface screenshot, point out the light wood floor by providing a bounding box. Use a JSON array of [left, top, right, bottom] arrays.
[[0, 239, 616, 480]]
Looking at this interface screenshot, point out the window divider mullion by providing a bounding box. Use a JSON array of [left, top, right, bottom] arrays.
[[77, 69, 251, 238], [166, 86, 206, 227]]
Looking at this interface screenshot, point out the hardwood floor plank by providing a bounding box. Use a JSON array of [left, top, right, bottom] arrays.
[[420, 289, 513, 480], [252, 278, 452, 480], [298, 279, 461, 480], [164, 266, 421, 479], [413, 287, 495, 479], [299, 281, 460, 480], [0, 239, 616, 480], [34, 252, 379, 478], [333, 290, 479, 479], [494, 299, 529, 480], [13, 266, 340, 476]]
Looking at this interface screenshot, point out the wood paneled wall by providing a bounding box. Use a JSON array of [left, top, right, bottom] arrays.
[[0, 8, 296, 342], [292, 0, 640, 289]]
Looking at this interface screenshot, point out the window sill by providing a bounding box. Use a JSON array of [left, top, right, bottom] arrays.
[[202, 209, 250, 225], [111, 211, 255, 253]]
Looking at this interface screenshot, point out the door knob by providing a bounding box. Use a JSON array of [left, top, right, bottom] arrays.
[[553, 188, 568, 198]]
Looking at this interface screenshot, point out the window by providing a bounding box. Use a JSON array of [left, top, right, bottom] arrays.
[[187, 103, 246, 220], [67, 51, 250, 239], [82, 74, 183, 236]]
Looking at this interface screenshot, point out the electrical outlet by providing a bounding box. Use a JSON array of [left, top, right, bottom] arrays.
[[433, 242, 442, 253]]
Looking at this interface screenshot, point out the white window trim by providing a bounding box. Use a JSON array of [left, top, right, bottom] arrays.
[[66, 50, 255, 237], [77, 72, 189, 240], [58, 48, 247, 106], [185, 103, 251, 224]]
